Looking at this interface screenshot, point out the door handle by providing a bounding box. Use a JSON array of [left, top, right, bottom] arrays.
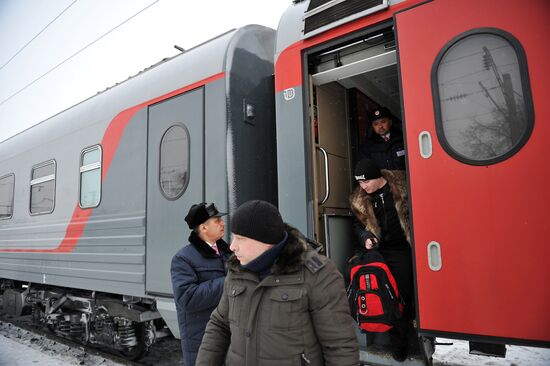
[[316, 146, 330, 205], [427, 241, 442, 271], [419, 131, 432, 159]]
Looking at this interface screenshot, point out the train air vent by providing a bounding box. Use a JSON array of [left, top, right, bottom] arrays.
[[303, 0, 388, 39]]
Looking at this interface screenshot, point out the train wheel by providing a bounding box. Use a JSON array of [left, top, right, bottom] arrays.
[[118, 322, 147, 360]]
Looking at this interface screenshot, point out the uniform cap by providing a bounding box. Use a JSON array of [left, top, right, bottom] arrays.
[[185, 203, 226, 229], [368, 107, 391, 123]]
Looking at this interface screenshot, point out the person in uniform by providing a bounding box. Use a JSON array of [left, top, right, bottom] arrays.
[[358, 107, 406, 170]]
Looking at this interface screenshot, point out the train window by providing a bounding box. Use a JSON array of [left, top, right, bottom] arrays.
[[159, 125, 189, 200], [433, 28, 533, 165], [0, 174, 15, 220], [30, 160, 56, 215], [80, 145, 102, 208]]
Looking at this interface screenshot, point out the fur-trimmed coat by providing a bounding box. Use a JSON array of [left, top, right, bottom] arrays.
[[349, 170, 410, 245], [196, 225, 359, 366], [171, 231, 232, 366]]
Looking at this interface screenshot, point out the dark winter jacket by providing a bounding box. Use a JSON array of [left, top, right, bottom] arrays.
[[196, 225, 359, 366], [359, 127, 406, 170], [350, 170, 410, 248], [171, 231, 232, 366]]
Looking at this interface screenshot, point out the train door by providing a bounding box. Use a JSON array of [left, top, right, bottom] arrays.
[[310, 80, 355, 274], [146, 89, 204, 296], [307, 26, 400, 275], [395, 0, 549, 345]]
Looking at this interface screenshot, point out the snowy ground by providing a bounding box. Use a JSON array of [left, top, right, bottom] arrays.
[[0, 321, 127, 366], [0, 333, 72, 366], [0, 320, 549, 365], [432, 338, 550, 366]]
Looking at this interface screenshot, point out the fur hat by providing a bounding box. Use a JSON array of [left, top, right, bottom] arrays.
[[185, 203, 225, 229], [354, 158, 382, 181], [231, 200, 285, 244]]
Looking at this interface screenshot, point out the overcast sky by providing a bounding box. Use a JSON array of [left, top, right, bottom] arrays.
[[0, 0, 291, 142]]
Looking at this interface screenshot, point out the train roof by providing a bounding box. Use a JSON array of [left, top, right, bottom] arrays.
[[0, 25, 275, 161]]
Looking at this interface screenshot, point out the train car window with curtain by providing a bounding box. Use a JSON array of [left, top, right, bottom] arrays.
[[0, 173, 15, 219], [80, 145, 102, 208], [30, 160, 56, 214], [159, 124, 189, 200], [433, 29, 533, 165]]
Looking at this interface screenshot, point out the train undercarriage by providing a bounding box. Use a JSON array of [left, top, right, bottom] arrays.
[[1, 280, 167, 360]]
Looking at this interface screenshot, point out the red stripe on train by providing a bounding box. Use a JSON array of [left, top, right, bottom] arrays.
[[1, 72, 225, 253]]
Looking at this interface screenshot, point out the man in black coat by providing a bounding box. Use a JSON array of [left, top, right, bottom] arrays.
[[170, 202, 232, 366], [358, 107, 406, 170]]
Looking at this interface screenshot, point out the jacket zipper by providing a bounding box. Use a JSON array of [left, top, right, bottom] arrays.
[[379, 192, 388, 230], [301, 353, 311, 364]]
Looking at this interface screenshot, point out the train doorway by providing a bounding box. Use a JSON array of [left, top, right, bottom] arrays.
[[306, 26, 401, 275]]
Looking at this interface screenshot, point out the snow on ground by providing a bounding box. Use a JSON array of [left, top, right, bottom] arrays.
[[0, 321, 125, 366], [0, 320, 549, 366], [433, 338, 550, 366], [0, 333, 76, 366]]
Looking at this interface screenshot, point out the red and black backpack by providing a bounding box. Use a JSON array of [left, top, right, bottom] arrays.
[[346, 249, 404, 332]]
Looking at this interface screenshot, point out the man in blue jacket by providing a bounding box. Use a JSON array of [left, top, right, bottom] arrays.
[[171, 202, 231, 366]]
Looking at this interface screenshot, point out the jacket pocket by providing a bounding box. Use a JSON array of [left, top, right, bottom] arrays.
[[268, 288, 305, 330], [228, 285, 246, 325]]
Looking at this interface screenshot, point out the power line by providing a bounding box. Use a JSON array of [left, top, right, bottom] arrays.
[[0, 0, 79, 72], [0, 0, 160, 108]]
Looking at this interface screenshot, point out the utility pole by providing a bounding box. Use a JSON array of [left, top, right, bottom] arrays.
[[482, 46, 520, 143], [502, 73, 520, 142]]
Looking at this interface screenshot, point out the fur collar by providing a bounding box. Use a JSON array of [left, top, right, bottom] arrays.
[[227, 224, 310, 274], [349, 170, 410, 244], [188, 231, 231, 258]]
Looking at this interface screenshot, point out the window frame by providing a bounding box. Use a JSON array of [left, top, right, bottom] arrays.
[[431, 27, 534, 166], [29, 159, 57, 215], [159, 124, 190, 201], [79, 144, 103, 209], [0, 173, 15, 220]]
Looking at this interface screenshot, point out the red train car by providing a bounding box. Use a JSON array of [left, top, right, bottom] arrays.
[[274, 0, 549, 363]]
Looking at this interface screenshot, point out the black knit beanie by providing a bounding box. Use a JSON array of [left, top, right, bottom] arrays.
[[231, 200, 286, 244], [354, 158, 382, 181]]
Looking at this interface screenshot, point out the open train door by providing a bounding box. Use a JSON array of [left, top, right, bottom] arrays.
[[396, 0, 550, 350]]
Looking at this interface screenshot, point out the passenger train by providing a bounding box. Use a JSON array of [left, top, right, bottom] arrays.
[[0, 0, 548, 364]]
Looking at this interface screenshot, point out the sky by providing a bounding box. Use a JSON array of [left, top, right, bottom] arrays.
[[0, 0, 292, 142]]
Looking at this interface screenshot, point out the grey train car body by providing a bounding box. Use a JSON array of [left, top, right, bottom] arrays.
[[0, 25, 276, 355]]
